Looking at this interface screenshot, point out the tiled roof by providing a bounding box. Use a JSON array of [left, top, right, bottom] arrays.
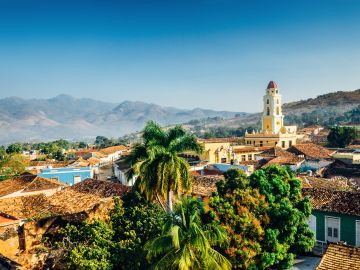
[[99, 145, 127, 155], [317, 243, 360, 270], [0, 173, 65, 198], [29, 160, 74, 168], [300, 176, 355, 191], [233, 146, 271, 154], [303, 188, 360, 217], [191, 175, 224, 196], [262, 155, 304, 168], [71, 179, 131, 198], [288, 143, 335, 159], [267, 80, 278, 89], [0, 186, 114, 220], [0, 173, 36, 197]]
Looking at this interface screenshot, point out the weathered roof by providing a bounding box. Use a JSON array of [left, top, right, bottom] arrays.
[[71, 179, 130, 198], [191, 175, 224, 196], [288, 143, 335, 159], [233, 146, 271, 154], [0, 173, 36, 197], [198, 138, 241, 144], [262, 155, 304, 168], [0, 173, 64, 198], [303, 188, 360, 217], [317, 243, 360, 270], [300, 176, 355, 191], [99, 145, 127, 155]]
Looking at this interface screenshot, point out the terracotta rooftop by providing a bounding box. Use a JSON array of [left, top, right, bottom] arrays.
[[267, 80, 278, 89], [317, 243, 360, 270], [0, 173, 65, 198], [191, 175, 224, 197], [262, 155, 304, 168], [99, 145, 127, 155], [28, 160, 74, 168], [0, 187, 113, 220], [288, 143, 335, 159], [303, 188, 360, 217], [71, 179, 131, 198], [300, 176, 355, 191]]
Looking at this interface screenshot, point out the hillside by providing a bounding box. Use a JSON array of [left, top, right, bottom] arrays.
[[0, 89, 359, 144], [184, 89, 360, 135], [0, 95, 242, 144]]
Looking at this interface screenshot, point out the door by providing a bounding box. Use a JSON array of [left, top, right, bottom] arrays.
[[325, 216, 340, 243], [356, 220, 360, 246]]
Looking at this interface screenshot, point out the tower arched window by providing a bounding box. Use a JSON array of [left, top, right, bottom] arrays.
[[267, 99, 269, 104], [277, 99, 279, 104], [267, 107, 270, 116], [276, 107, 280, 115]]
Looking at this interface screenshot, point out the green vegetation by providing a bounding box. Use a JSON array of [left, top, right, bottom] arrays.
[[327, 126, 358, 148], [0, 154, 26, 180], [210, 167, 314, 269], [125, 121, 203, 212], [145, 197, 231, 270]]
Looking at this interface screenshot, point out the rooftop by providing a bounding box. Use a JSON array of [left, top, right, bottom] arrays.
[[288, 143, 335, 159], [99, 145, 128, 155], [317, 243, 360, 270], [71, 178, 131, 198], [267, 80, 278, 89], [233, 146, 271, 154], [303, 188, 360, 217], [191, 175, 223, 196], [0, 173, 65, 198], [300, 176, 354, 191]]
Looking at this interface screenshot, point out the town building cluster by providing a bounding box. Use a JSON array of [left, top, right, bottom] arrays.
[[0, 81, 359, 269]]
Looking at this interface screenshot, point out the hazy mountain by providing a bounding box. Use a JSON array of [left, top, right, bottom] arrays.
[[0, 95, 242, 144], [1, 89, 358, 144]]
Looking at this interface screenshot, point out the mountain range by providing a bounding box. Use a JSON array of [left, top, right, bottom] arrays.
[[0, 88, 359, 145], [0, 94, 243, 144]]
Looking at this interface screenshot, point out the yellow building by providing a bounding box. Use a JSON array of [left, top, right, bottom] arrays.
[[245, 81, 297, 149]]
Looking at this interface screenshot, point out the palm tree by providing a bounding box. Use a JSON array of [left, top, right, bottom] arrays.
[[144, 198, 231, 270], [125, 121, 203, 212]]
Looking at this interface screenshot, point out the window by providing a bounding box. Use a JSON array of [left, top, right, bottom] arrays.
[[282, 141, 285, 148], [260, 141, 263, 147], [248, 154, 252, 161], [276, 107, 280, 115], [241, 155, 246, 161], [276, 90, 278, 94], [289, 140, 293, 147], [267, 107, 270, 115], [267, 99, 269, 104], [325, 216, 340, 243], [74, 175, 81, 184], [277, 99, 279, 104], [356, 220, 360, 246]]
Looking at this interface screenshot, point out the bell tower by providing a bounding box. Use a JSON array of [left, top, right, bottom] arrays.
[[262, 81, 284, 134]]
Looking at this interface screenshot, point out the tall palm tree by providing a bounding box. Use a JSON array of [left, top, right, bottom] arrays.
[[125, 121, 203, 212], [144, 198, 231, 270]]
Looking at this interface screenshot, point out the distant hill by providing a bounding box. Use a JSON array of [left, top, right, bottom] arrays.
[[184, 89, 360, 134], [0, 95, 242, 144], [0, 89, 359, 144]]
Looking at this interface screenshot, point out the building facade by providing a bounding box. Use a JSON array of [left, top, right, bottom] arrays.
[[245, 81, 298, 149]]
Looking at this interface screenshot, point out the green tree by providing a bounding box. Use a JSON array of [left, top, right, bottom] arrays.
[[0, 154, 26, 180], [145, 197, 231, 270], [111, 192, 165, 269], [6, 143, 23, 154], [210, 167, 314, 269], [327, 126, 357, 147], [125, 121, 203, 212], [60, 220, 114, 270]]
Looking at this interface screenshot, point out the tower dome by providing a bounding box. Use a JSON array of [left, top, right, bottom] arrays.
[[267, 81, 278, 89]]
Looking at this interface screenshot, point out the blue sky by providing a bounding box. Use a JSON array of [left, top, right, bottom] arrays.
[[0, 0, 359, 112]]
